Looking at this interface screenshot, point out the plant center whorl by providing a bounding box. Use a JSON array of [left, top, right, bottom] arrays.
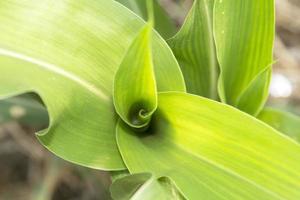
[[127, 100, 154, 131]]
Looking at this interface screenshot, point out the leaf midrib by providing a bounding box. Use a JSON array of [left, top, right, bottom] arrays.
[[0, 48, 110, 101]]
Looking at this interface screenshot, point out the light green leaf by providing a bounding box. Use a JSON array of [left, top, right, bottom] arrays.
[[115, 0, 176, 39], [117, 92, 300, 200], [114, 24, 157, 129], [169, 0, 218, 99], [110, 173, 184, 200], [258, 107, 300, 142], [214, 0, 275, 115], [0, 0, 185, 170]]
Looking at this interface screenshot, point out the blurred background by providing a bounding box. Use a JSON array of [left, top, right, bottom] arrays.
[[0, 0, 299, 199]]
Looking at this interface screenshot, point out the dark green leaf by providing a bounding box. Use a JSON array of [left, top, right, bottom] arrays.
[[169, 0, 218, 99], [115, 0, 176, 39]]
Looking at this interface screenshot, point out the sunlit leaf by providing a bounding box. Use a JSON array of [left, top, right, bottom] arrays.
[[214, 0, 275, 115], [169, 0, 218, 99], [258, 107, 300, 142], [114, 24, 157, 129], [0, 0, 185, 170], [115, 0, 176, 39], [117, 92, 300, 199], [110, 173, 184, 200]]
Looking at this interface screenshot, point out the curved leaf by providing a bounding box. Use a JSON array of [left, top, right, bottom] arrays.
[[111, 170, 130, 182], [214, 0, 275, 115], [235, 67, 272, 115], [110, 173, 184, 200], [117, 92, 300, 199], [0, 0, 185, 170], [115, 0, 176, 39], [114, 23, 157, 129], [169, 0, 218, 99], [258, 107, 300, 142]]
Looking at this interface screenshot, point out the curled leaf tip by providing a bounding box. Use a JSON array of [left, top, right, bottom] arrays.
[[113, 23, 157, 130], [128, 100, 154, 129]]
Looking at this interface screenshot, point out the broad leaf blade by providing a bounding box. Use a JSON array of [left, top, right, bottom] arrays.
[[0, 0, 185, 170], [169, 0, 218, 99], [114, 24, 157, 129], [115, 0, 176, 39], [258, 107, 300, 142], [214, 0, 275, 115], [117, 92, 300, 199]]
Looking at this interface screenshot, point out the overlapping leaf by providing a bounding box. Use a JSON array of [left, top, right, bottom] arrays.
[[117, 92, 300, 199], [258, 107, 300, 142], [169, 0, 218, 99], [110, 173, 184, 200], [0, 94, 48, 127], [115, 0, 176, 39], [114, 24, 157, 129], [214, 0, 275, 115], [0, 0, 185, 170]]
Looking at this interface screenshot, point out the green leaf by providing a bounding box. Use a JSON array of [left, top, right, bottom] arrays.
[[110, 173, 163, 200], [111, 169, 130, 183], [258, 107, 300, 142], [114, 24, 157, 129], [0, 0, 185, 170], [214, 0, 275, 115], [117, 92, 300, 199], [110, 173, 185, 200], [235, 66, 272, 115], [115, 0, 176, 39], [0, 94, 48, 127], [158, 177, 185, 200], [168, 0, 218, 99]]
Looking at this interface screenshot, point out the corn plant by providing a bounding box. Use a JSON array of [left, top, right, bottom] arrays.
[[0, 0, 300, 199]]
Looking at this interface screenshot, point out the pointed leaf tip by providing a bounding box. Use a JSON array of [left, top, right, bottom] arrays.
[[215, 0, 275, 114], [168, 0, 218, 99]]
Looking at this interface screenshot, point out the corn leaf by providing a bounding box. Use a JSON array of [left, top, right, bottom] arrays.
[[111, 170, 130, 182], [114, 24, 157, 129], [110, 173, 184, 200], [117, 92, 300, 199], [168, 0, 218, 99], [214, 0, 275, 115], [0, 94, 48, 127], [0, 0, 185, 170], [258, 107, 300, 142], [115, 0, 176, 39]]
